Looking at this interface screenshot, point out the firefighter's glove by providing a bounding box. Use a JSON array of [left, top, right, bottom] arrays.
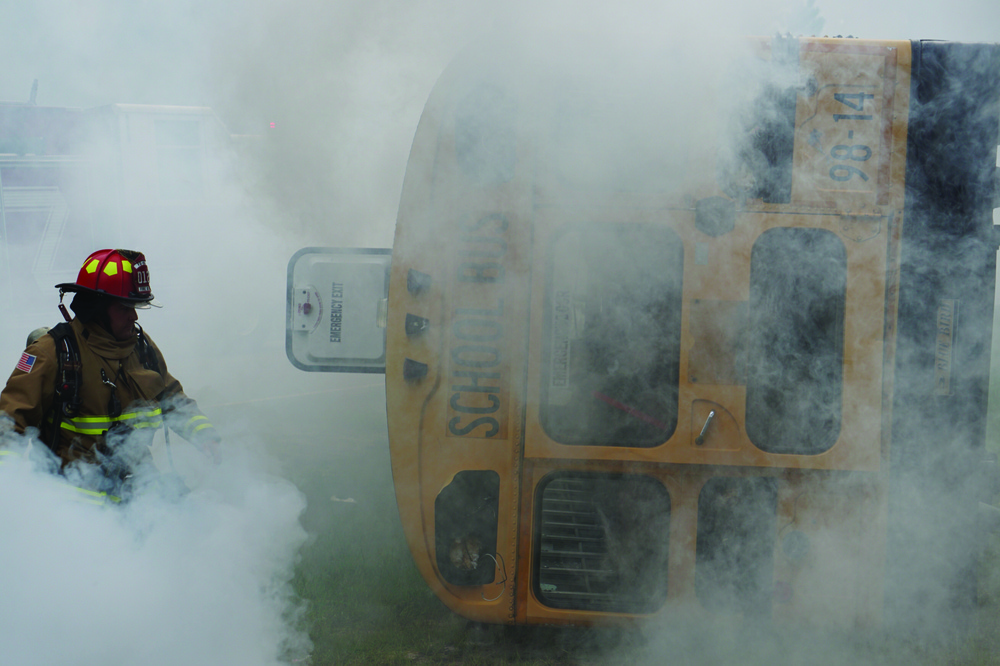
[[204, 437, 222, 466]]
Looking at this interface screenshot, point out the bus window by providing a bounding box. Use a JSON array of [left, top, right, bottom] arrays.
[[434, 471, 500, 586], [534, 473, 670, 613], [541, 224, 683, 446], [745, 228, 846, 454], [696, 476, 778, 614]]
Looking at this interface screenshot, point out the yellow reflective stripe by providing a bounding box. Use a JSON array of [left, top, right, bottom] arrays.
[[61, 422, 163, 434], [184, 415, 215, 437], [64, 409, 162, 423], [62, 484, 122, 505], [0, 450, 120, 504], [61, 407, 165, 435], [68, 485, 121, 504], [61, 421, 111, 435], [120, 409, 163, 429], [119, 408, 163, 420], [134, 408, 162, 417]]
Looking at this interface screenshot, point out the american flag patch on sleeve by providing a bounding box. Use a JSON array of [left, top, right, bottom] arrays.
[[15, 352, 36, 373]]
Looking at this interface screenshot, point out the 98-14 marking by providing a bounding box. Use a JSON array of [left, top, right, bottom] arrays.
[[830, 92, 875, 183]]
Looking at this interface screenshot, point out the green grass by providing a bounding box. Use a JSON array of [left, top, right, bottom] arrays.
[[223, 374, 1000, 665], [287, 477, 584, 665], [273, 402, 607, 665], [285, 456, 1000, 666]]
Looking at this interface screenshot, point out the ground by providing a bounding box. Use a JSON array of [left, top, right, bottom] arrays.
[[206, 355, 1000, 666]]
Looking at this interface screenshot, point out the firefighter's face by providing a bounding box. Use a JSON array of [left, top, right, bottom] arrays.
[[107, 301, 138, 340]]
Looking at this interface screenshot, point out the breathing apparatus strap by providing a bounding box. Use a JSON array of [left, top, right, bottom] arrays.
[[47, 322, 82, 450], [135, 325, 160, 375]]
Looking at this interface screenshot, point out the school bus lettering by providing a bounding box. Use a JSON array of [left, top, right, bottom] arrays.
[[447, 215, 511, 438], [450, 344, 501, 367], [464, 211, 509, 233], [447, 415, 500, 438], [457, 262, 504, 283], [829, 143, 873, 182], [934, 299, 955, 395], [329, 281, 344, 343], [825, 88, 879, 185], [448, 344, 504, 436], [459, 235, 508, 258], [455, 298, 504, 318], [449, 392, 500, 414], [833, 91, 874, 121], [451, 369, 501, 391], [550, 290, 572, 388], [457, 213, 509, 283], [452, 317, 503, 342]]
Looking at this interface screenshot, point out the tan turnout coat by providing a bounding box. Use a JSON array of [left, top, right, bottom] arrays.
[[0, 318, 217, 466]]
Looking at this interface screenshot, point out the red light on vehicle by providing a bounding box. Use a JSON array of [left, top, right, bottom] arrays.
[[270, 122, 276, 129]]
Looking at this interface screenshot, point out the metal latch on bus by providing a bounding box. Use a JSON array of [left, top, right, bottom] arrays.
[[291, 286, 322, 331]]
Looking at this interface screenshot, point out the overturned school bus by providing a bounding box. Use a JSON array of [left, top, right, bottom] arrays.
[[287, 36, 1000, 633]]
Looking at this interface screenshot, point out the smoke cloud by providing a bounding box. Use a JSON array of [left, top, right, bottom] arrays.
[[2, 0, 1000, 664], [0, 434, 311, 665]]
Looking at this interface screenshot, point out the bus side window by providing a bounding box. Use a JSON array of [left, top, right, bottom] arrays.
[[696, 476, 778, 614], [745, 227, 846, 454], [535, 473, 670, 613], [541, 224, 684, 447]]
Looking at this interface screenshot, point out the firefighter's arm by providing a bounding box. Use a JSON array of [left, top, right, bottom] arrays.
[[162, 391, 222, 463], [147, 338, 222, 460], [0, 336, 59, 441]]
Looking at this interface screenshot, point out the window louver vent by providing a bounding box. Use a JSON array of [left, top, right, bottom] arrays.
[[535, 474, 669, 613]]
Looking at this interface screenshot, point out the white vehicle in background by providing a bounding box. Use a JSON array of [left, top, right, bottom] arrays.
[[0, 91, 238, 347]]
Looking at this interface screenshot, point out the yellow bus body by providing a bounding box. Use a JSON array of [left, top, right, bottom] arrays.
[[384, 36, 999, 630]]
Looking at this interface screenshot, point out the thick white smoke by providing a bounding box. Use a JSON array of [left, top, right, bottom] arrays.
[[3, 0, 1000, 664], [0, 434, 311, 666]]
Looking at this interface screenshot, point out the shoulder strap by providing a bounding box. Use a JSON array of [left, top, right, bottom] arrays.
[[136, 326, 161, 375], [46, 322, 82, 448]]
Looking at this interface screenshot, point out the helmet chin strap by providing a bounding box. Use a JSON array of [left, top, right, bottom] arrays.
[[58, 290, 72, 322]]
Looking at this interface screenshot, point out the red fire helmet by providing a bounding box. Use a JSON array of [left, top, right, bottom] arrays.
[[55, 249, 161, 307]]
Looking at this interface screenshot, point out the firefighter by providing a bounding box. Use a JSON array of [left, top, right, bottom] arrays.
[[0, 248, 220, 497]]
